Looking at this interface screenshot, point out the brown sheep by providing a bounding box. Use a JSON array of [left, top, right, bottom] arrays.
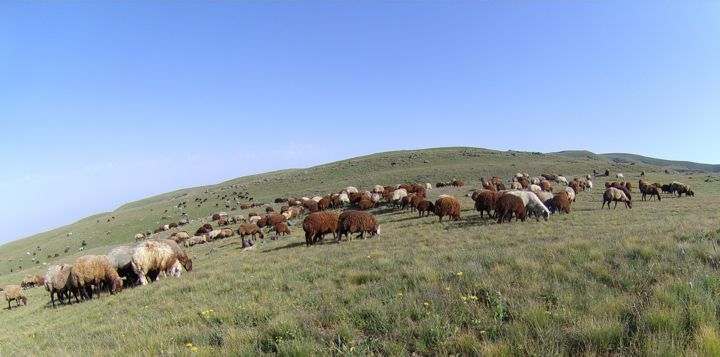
[[212, 213, 222, 221], [348, 192, 365, 204], [217, 219, 227, 226], [416, 200, 435, 217], [434, 197, 461, 222], [338, 211, 380, 241], [474, 190, 501, 219], [256, 216, 268, 228], [265, 213, 286, 227], [546, 192, 571, 214], [302, 211, 341, 246], [237, 224, 264, 247], [266, 206, 275, 213], [643, 184, 662, 201], [169, 222, 178, 229], [496, 194, 527, 224], [358, 198, 374, 210], [303, 200, 319, 213], [451, 178, 465, 187], [274, 223, 290, 238], [203, 223, 213, 230], [409, 194, 424, 212], [240, 203, 251, 210], [318, 197, 331, 211], [71, 255, 123, 299], [540, 181, 552, 192], [4, 285, 27, 309]]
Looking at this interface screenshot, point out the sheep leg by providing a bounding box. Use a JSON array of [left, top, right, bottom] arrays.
[[7, 300, 10, 310], [50, 291, 57, 308]]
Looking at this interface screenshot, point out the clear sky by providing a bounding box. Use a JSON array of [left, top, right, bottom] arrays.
[[0, 1, 718, 244]]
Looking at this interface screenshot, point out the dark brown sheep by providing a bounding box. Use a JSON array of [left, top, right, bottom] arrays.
[[256, 216, 268, 228], [416, 200, 435, 217], [203, 223, 213, 230], [217, 219, 227, 226], [303, 200, 319, 213], [358, 198, 374, 210], [451, 178, 465, 187], [265, 207, 275, 213], [409, 194, 424, 212], [546, 192, 571, 214], [434, 197, 461, 222], [240, 204, 251, 210], [212, 213, 222, 221], [169, 222, 178, 229], [195, 227, 209, 236], [302, 211, 341, 246], [474, 190, 501, 218], [338, 211, 380, 241], [496, 194, 527, 224], [318, 197, 331, 211]]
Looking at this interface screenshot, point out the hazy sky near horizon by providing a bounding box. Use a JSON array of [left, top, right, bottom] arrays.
[[1, 1, 718, 244]]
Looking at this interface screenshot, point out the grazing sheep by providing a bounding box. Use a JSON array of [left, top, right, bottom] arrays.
[[303, 200, 319, 213], [643, 184, 662, 201], [533, 190, 554, 203], [529, 184, 542, 193], [4, 285, 27, 310], [416, 200, 435, 217], [71, 255, 123, 299], [540, 180, 553, 192], [171, 231, 191, 244], [134, 233, 146, 242], [504, 190, 550, 221], [107, 245, 141, 287], [317, 197, 331, 211], [21, 274, 44, 289], [373, 185, 385, 194], [265, 213, 286, 227], [496, 194, 527, 224], [557, 176, 568, 185], [509, 182, 522, 190], [339, 193, 350, 205], [392, 189, 408, 204], [346, 186, 359, 194], [155, 239, 193, 274], [130, 241, 179, 285], [302, 211, 341, 246], [184, 235, 208, 247], [44, 264, 76, 308], [237, 224, 264, 247], [425, 183, 432, 190], [546, 192, 571, 214], [564, 187, 576, 203], [602, 187, 632, 209], [338, 211, 380, 241], [586, 180, 593, 190], [616, 173, 624, 179], [274, 223, 290, 238], [434, 197, 461, 222], [474, 190, 501, 219], [451, 178, 465, 187]]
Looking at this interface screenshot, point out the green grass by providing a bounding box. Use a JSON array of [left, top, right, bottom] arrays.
[[0, 146, 719, 355]]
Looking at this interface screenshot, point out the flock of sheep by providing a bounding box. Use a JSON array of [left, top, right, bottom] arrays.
[[3, 169, 695, 311]]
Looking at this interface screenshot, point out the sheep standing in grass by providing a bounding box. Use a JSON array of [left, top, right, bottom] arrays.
[[302, 211, 341, 246], [546, 192, 571, 214], [274, 223, 290, 238], [496, 194, 527, 224], [434, 196, 461, 222], [504, 190, 550, 221], [474, 190, 501, 219], [71, 255, 123, 299], [155, 239, 193, 274], [130, 241, 179, 286], [338, 211, 380, 241], [108, 245, 140, 287], [4, 285, 27, 310], [44, 264, 76, 307], [416, 200, 435, 217], [184, 235, 208, 247], [237, 224, 264, 247], [602, 187, 632, 209]]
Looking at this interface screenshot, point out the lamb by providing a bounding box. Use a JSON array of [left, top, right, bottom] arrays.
[[4, 285, 27, 310], [274, 223, 290, 238], [44, 264, 76, 308], [495, 194, 527, 224], [416, 200, 435, 217], [338, 211, 380, 241], [302, 211, 341, 246], [474, 190, 501, 218], [503, 190, 550, 221], [602, 187, 632, 209], [409, 194, 424, 212], [546, 192, 571, 214], [434, 197, 461, 222], [130, 241, 180, 285], [107, 244, 141, 286], [71, 255, 123, 299]]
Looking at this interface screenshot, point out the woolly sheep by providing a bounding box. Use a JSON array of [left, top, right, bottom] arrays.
[[44, 264, 76, 308], [4, 285, 27, 309], [71, 255, 123, 299], [503, 190, 550, 221], [131, 241, 179, 285]]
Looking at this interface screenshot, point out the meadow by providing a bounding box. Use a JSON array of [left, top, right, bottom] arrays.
[[1, 147, 718, 356]]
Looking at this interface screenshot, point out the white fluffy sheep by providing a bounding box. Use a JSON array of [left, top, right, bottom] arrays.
[[44, 264, 75, 307], [131, 241, 179, 285], [392, 188, 408, 201], [346, 186, 359, 194], [373, 185, 384, 194], [503, 190, 550, 221], [564, 187, 576, 202]]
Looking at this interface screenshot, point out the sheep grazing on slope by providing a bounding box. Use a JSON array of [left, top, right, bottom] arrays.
[[274, 223, 290, 238], [338, 211, 380, 241], [564, 187, 576, 203], [602, 187, 632, 209], [474, 190, 501, 219], [265, 213, 286, 227], [107, 245, 141, 287], [21, 274, 44, 289], [546, 192, 571, 214], [237, 223, 264, 247], [130, 241, 180, 286], [496, 194, 527, 224], [155, 239, 193, 274], [434, 196, 461, 222], [171, 231, 191, 244], [4, 285, 27, 310], [44, 264, 76, 307], [71, 255, 123, 299], [184, 235, 208, 247], [302, 211, 341, 246]]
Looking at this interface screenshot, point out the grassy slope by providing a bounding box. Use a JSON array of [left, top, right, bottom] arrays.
[[552, 150, 720, 173], [2, 147, 720, 355]]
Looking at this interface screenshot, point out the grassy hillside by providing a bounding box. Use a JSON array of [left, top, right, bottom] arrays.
[[1, 147, 719, 355], [552, 150, 720, 173]]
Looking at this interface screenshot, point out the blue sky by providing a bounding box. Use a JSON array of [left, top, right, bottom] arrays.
[[0, 1, 718, 244]]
